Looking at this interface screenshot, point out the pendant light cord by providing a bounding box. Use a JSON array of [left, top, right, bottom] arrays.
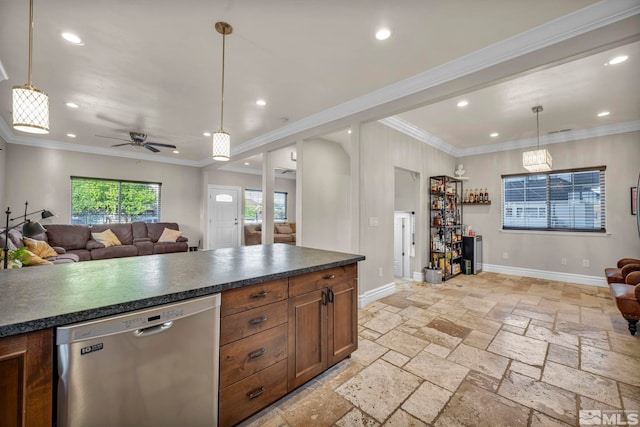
[[536, 109, 540, 149], [219, 31, 226, 131], [28, 0, 34, 86]]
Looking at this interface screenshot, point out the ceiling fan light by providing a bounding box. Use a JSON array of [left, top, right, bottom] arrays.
[[212, 131, 230, 161], [12, 85, 49, 134], [522, 149, 552, 172]]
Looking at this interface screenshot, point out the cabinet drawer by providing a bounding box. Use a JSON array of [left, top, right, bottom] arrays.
[[220, 323, 288, 388], [219, 359, 288, 427], [220, 299, 288, 346], [289, 264, 357, 297], [221, 279, 288, 317]]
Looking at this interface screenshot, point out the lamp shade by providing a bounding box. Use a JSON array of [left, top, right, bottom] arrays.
[[41, 210, 54, 219], [22, 220, 46, 237], [212, 131, 230, 161], [12, 85, 49, 134], [522, 149, 552, 172]]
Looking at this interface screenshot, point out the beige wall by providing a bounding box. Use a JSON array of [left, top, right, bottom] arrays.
[[0, 136, 6, 210], [3, 144, 202, 243], [459, 130, 640, 277]]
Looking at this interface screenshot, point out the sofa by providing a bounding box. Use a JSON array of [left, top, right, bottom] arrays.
[[1, 222, 188, 266], [244, 223, 296, 245]]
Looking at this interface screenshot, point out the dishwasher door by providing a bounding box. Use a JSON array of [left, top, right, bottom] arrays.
[[56, 294, 220, 427]]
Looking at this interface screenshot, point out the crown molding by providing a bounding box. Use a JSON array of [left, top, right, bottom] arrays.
[[0, 60, 7, 82], [378, 117, 460, 156]]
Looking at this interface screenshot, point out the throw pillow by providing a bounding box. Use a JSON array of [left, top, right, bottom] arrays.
[[91, 229, 122, 248], [275, 224, 293, 234], [23, 237, 58, 258], [23, 250, 54, 266], [158, 227, 182, 242]]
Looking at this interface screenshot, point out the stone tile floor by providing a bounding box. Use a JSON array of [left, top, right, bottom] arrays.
[[239, 273, 640, 426]]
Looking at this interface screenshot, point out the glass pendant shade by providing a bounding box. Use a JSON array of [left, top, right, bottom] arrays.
[[522, 149, 552, 172], [12, 84, 49, 134], [212, 131, 230, 161]]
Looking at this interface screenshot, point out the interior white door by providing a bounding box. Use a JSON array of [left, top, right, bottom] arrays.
[[208, 186, 241, 249], [393, 214, 404, 277]]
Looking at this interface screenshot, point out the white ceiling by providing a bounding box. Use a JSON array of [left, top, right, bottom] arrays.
[[0, 0, 638, 168]]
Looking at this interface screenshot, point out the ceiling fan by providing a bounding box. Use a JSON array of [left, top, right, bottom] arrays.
[[99, 132, 177, 153]]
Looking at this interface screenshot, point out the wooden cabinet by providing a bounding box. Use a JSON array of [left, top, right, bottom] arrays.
[[219, 264, 359, 425], [0, 329, 53, 427], [288, 264, 358, 390], [218, 279, 289, 427]]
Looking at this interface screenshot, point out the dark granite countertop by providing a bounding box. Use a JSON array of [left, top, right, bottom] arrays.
[[0, 244, 364, 338]]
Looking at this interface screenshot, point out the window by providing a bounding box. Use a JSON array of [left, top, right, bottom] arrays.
[[71, 177, 161, 225], [502, 167, 605, 232], [244, 189, 287, 223]]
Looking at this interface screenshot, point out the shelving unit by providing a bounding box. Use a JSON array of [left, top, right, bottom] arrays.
[[429, 176, 463, 281]]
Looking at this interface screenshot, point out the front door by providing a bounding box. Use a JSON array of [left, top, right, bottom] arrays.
[[208, 186, 241, 249]]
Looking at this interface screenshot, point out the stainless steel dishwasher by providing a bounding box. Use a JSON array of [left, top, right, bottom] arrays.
[[56, 294, 220, 427]]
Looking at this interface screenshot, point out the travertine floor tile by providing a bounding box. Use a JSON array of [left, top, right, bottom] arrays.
[[335, 408, 380, 427], [436, 381, 530, 427], [402, 380, 452, 424], [424, 342, 452, 358], [510, 360, 541, 380], [280, 386, 352, 426], [336, 359, 421, 423], [581, 345, 640, 387], [364, 310, 404, 334], [447, 343, 509, 379], [530, 411, 573, 427], [404, 349, 469, 392], [383, 409, 428, 426], [414, 325, 463, 349], [351, 338, 388, 366], [525, 324, 579, 349], [381, 350, 410, 367], [426, 317, 471, 338], [498, 371, 576, 424], [542, 361, 621, 408], [375, 329, 428, 357], [462, 329, 495, 349], [547, 343, 579, 368], [487, 330, 548, 366]]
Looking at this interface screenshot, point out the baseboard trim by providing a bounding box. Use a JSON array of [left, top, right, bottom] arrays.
[[482, 263, 608, 288], [359, 282, 396, 308], [412, 271, 424, 282]]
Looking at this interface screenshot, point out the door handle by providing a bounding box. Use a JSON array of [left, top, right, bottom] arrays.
[[133, 321, 173, 337], [323, 274, 336, 280], [321, 290, 328, 306], [328, 288, 334, 303]]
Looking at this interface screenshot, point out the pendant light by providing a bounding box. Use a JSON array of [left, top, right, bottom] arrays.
[[12, 0, 49, 134], [522, 105, 552, 172], [212, 22, 232, 161]]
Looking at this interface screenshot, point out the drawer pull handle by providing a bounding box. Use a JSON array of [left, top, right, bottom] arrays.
[[249, 316, 268, 326], [324, 274, 336, 280], [321, 290, 328, 306], [328, 288, 335, 303], [248, 348, 267, 360], [247, 386, 266, 400], [250, 291, 268, 299]]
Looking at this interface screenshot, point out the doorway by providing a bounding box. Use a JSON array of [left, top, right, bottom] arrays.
[[207, 185, 242, 249]]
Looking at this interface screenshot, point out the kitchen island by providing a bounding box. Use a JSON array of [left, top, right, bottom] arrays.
[[0, 244, 364, 426]]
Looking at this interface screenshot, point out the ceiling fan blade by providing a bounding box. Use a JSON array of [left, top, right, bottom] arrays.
[[144, 144, 160, 153], [111, 143, 132, 147], [146, 142, 177, 149], [96, 134, 132, 143]]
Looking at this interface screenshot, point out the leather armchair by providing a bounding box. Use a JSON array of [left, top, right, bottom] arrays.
[[605, 258, 640, 284], [609, 271, 640, 335]]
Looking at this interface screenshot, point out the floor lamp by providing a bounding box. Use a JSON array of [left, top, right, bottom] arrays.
[[2, 201, 53, 269]]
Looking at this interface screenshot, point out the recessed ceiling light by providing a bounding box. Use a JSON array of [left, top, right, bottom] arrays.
[[244, 162, 250, 166], [65, 102, 79, 109], [490, 132, 499, 137], [66, 133, 76, 138], [457, 100, 469, 108], [172, 150, 179, 154], [203, 132, 212, 137], [375, 28, 391, 41], [61, 32, 83, 45], [606, 55, 628, 65], [256, 99, 266, 106], [597, 111, 610, 117], [347, 129, 352, 134]]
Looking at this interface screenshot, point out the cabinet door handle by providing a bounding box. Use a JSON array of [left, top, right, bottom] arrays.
[[247, 386, 266, 400], [248, 348, 267, 360], [248, 316, 268, 326], [321, 290, 328, 306], [323, 274, 336, 280], [328, 288, 334, 303], [250, 290, 268, 299]]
